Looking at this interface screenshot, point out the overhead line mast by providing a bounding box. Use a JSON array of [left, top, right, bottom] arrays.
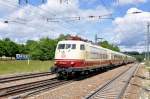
[[60, 0, 69, 4], [18, 0, 28, 5], [146, 22, 150, 61], [95, 34, 103, 44]]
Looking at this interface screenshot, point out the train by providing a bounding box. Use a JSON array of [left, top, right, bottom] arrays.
[[51, 36, 136, 78]]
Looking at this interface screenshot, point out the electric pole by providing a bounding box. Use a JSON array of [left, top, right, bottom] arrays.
[[18, 0, 21, 5], [42, 0, 45, 3], [95, 34, 103, 44], [18, 0, 28, 5], [60, 0, 69, 4], [146, 22, 150, 80], [146, 22, 150, 62]]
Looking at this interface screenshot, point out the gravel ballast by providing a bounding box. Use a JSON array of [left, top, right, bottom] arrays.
[[28, 64, 133, 99], [123, 63, 150, 99]]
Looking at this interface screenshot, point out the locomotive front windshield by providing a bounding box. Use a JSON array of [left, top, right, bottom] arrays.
[[66, 44, 71, 49], [58, 44, 65, 49], [58, 44, 76, 49]]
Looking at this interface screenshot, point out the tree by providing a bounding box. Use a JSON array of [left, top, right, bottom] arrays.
[[26, 40, 39, 59], [38, 38, 57, 60], [26, 40, 38, 52], [0, 40, 5, 57], [57, 34, 71, 41], [2, 38, 19, 58], [123, 51, 144, 62], [26, 38, 57, 60], [123, 51, 140, 55], [8, 41, 19, 58], [18, 44, 28, 54], [99, 41, 120, 52]]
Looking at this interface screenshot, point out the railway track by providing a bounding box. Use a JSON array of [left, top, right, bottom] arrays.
[[0, 77, 72, 98], [85, 63, 140, 99], [0, 72, 53, 83]]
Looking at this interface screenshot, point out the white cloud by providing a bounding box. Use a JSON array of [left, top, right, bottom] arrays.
[[120, 45, 145, 52], [112, 8, 150, 52], [0, 21, 8, 29], [0, 0, 111, 43], [0, 0, 18, 16], [117, 0, 147, 5]]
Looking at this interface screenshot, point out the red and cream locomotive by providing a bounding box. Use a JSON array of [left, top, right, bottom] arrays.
[[51, 36, 136, 77]]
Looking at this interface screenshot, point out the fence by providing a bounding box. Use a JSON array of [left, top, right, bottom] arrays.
[[0, 56, 16, 61]]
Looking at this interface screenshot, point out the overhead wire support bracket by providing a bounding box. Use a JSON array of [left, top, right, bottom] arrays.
[[60, 0, 69, 4], [4, 20, 27, 24]]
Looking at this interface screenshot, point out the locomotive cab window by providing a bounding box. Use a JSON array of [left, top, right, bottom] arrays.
[[58, 44, 65, 49], [66, 44, 71, 49], [72, 44, 76, 49], [80, 44, 85, 50]]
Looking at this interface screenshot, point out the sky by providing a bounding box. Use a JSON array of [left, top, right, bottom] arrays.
[[0, 0, 150, 52]]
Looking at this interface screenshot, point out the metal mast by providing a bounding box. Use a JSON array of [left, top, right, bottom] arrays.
[[146, 22, 150, 61], [95, 34, 103, 44]]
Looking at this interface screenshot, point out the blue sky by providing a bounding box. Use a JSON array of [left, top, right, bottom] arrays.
[[19, 0, 47, 5], [0, 0, 150, 52]]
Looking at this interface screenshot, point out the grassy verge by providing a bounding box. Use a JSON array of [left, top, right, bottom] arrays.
[[0, 60, 54, 75]]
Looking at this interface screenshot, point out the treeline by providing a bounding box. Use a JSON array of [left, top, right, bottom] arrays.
[[0, 34, 121, 60], [123, 51, 145, 62], [99, 41, 120, 52], [0, 34, 68, 61], [0, 38, 21, 59]]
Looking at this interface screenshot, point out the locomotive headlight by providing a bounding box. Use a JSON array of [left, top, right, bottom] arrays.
[[54, 61, 57, 65], [71, 61, 75, 65]]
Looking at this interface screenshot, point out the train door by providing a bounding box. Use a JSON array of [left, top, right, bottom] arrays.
[[107, 51, 112, 65]]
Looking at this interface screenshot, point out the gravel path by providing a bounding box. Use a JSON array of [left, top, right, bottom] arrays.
[[27, 64, 133, 99]]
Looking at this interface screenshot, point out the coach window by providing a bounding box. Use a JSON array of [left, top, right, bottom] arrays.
[[58, 44, 65, 49], [80, 44, 85, 50], [72, 44, 76, 49]]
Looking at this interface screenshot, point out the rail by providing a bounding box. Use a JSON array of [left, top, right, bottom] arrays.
[[0, 72, 53, 83], [0, 77, 72, 98]]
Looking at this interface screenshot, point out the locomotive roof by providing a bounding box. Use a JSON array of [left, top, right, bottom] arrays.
[[58, 40, 86, 43]]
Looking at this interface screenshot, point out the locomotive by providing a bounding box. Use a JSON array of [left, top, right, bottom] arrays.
[[51, 36, 136, 78]]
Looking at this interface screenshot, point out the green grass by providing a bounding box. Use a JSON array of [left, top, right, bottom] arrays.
[[0, 60, 54, 75]]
